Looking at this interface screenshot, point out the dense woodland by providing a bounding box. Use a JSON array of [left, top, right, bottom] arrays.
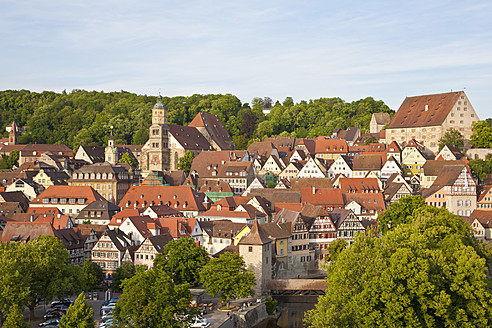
[[0, 90, 393, 150]]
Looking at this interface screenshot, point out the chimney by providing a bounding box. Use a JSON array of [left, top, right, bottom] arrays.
[[30, 215, 34, 222], [425, 104, 429, 111], [312, 186, 316, 195]]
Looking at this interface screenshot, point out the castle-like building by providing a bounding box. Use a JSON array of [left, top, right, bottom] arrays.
[[140, 95, 234, 175]]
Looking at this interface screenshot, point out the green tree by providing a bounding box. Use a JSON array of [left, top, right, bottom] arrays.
[[24, 235, 83, 320], [0, 242, 29, 325], [113, 267, 195, 328], [153, 237, 209, 286], [119, 152, 137, 167], [58, 292, 94, 328], [306, 207, 492, 328], [82, 260, 104, 291], [176, 151, 195, 173], [471, 121, 492, 148], [112, 261, 136, 293], [3, 304, 28, 328], [325, 239, 348, 263], [438, 128, 464, 151], [199, 252, 255, 307], [363, 136, 378, 145], [377, 195, 425, 234], [7, 150, 19, 168]]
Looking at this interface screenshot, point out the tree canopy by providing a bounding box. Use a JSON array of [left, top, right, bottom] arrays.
[[0, 90, 392, 150], [468, 155, 492, 182], [112, 261, 136, 293], [113, 267, 195, 328], [24, 235, 84, 320], [119, 152, 137, 167], [59, 292, 94, 328], [377, 195, 426, 234], [176, 151, 195, 173], [82, 260, 104, 292], [306, 206, 492, 328], [438, 128, 464, 151], [199, 252, 255, 306], [471, 120, 492, 148], [153, 237, 209, 286], [3, 304, 28, 328]]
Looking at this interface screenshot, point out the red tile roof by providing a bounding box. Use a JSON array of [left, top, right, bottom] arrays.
[[314, 139, 348, 154], [301, 188, 344, 208], [387, 91, 461, 129], [188, 112, 235, 150], [118, 185, 208, 212], [30, 186, 106, 206], [339, 178, 381, 194]]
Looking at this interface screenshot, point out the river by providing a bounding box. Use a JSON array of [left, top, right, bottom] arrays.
[[253, 300, 316, 328]]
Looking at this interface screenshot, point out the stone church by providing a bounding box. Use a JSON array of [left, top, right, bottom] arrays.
[[140, 96, 235, 175]]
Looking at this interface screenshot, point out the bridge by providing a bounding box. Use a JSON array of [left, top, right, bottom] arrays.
[[266, 279, 328, 297]]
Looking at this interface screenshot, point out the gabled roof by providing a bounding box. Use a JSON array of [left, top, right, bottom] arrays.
[[248, 189, 301, 209], [144, 233, 174, 253], [189, 151, 249, 178], [387, 91, 461, 129], [315, 139, 348, 154], [247, 141, 277, 158], [77, 200, 120, 215], [155, 217, 190, 238], [352, 154, 382, 171], [77, 145, 105, 163], [387, 141, 402, 153], [264, 137, 296, 150], [336, 127, 360, 142], [339, 178, 381, 193], [0, 191, 30, 211], [55, 228, 83, 250], [344, 193, 386, 212], [188, 112, 234, 150], [104, 228, 131, 251], [238, 221, 271, 245], [146, 204, 183, 217], [259, 222, 291, 240], [20, 144, 73, 156], [273, 202, 303, 213], [384, 182, 411, 201], [0, 221, 56, 242], [468, 210, 492, 228], [273, 208, 301, 224], [330, 208, 358, 229], [422, 160, 467, 176], [30, 186, 106, 205], [478, 185, 492, 203], [118, 185, 208, 212], [421, 165, 473, 199], [372, 113, 391, 125], [35, 214, 72, 230], [301, 188, 344, 207], [290, 178, 333, 191], [168, 124, 212, 150]]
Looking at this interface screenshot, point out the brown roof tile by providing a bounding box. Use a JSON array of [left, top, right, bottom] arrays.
[[387, 91, 461, 129]]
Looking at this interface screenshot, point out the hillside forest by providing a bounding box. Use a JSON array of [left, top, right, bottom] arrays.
[[0, 90, 393, 150]]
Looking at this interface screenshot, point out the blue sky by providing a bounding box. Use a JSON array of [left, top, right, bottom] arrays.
[[1, 0, 491, 118]]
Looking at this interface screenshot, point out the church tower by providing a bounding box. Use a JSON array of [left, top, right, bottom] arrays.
[[105, 129, 118, 164], [140, 95, 170, 175], [8, 121, 19, 145]]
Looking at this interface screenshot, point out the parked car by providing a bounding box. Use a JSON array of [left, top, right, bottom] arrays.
[[43, 310, 65, 321], [39, 318, 61, 327], [189, 315, 210, 328], [50, 299, 72, 308]]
